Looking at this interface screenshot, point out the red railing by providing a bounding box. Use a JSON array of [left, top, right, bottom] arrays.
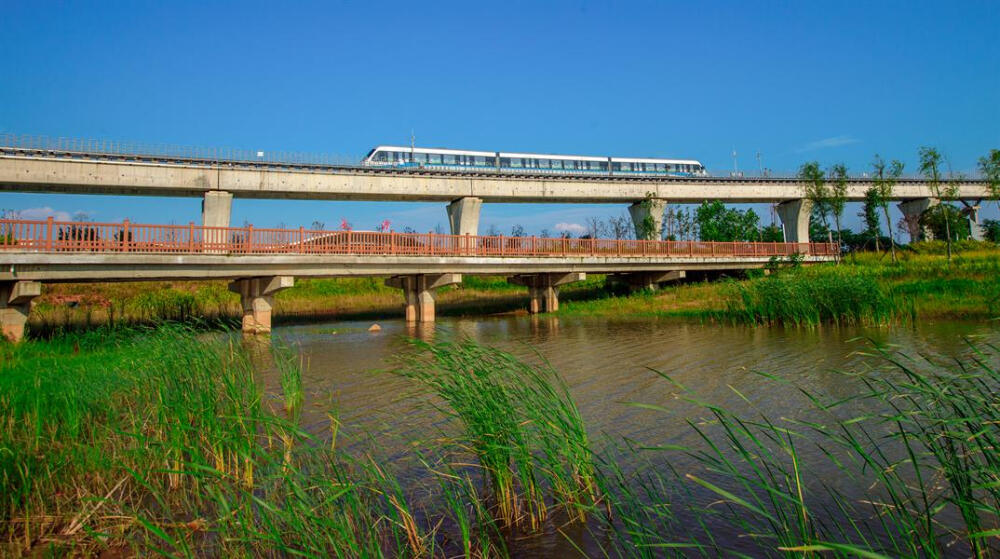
[[0, 218, 839, 258]]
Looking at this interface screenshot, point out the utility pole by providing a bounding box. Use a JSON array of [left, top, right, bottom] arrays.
[[409, 130, 415, 164], [732, 148, 738, 176]]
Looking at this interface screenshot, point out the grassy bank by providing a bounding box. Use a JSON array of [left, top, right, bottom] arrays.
[[29, 275, 609, 334], [3, 325, 999, 556], [560, 247, 1000, 325]]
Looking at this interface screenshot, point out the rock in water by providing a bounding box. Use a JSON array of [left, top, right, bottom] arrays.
[[368, 324, 382, 332]]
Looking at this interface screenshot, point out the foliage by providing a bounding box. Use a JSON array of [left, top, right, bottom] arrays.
[[828, 162, 849, 250], [919, 146, 961, 262], [918, 202, 972, 241], [860, 187, 883, 250], [695, 200, 761, 242], [977, 148, 1000, 202], [871, 155, 904, 261], [799, 161, 830, 231], [981, 219, 1000, 242]]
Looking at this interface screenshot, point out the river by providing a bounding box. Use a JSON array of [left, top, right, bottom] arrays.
[[258, 315, 999, 556]]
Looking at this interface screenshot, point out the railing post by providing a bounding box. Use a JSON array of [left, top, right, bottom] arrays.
[[390, 231, 396, 255], [562, 236, 567, 256], [188, 222, 195, 252], [246, 224, 253, 254], [712, 242, 716, 256], [45, 216, 53, 251], [531, 235, 536, 255], [122, 219, 130, 252], [499, 234, 504, 256], [689, 241, 693, 257], [299, 226, 305, 254], [590, 237, 595, 256]]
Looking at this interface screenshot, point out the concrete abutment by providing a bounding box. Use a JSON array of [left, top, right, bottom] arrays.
[[0, 281, 41, 342], [228, 276, 294, 334], [509, 273, 586, 313], [385, 274, 462, 322]]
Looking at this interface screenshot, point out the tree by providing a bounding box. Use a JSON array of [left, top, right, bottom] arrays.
[[310, 220, 326, 231], [871, 155, 903, 262], [860, 187, 882, 251], [978, 149, 1000, 205], [510, 224, 525, 237], [606, 213, 632, 240], [918, 203, 971, 241], [799, 161, 831, 233], [981, 219, 1000, 242], [584, 216, 605, 239], [828, 163, 849, 258], [695, 200, 760, 242], [919, 146, 959, 262], [759, 223, 784, 243]]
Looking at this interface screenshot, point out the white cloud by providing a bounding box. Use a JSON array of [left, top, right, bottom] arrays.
[[554, 222, 587, 235], [794, 135, 860, 153], [15, 207, 73, 221]]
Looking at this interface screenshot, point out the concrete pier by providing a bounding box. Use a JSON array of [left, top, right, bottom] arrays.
[[385, 274, 462, 322], [966, 205, 985, 241], [228, 276, 294, 333], [202, 191, 233, 228], [898, 198, 938, 242], [446, 197, 482, 236], [0, 281, 41, 342], [628, 199, 667, 240], [611, 270, 685, 292], [777, 199, 813, 245], [509, 272, 586, 313]]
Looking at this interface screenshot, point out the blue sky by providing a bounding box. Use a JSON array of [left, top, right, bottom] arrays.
[[1, 1, 998, 235]]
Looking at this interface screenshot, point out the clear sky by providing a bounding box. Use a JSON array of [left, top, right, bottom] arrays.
[[1, 1, 998, 235]]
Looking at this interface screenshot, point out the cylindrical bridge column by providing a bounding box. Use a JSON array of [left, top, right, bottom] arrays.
[[228, 276, 294, 334], [386, 274, 462, 323], [509, 273, 585, 314]]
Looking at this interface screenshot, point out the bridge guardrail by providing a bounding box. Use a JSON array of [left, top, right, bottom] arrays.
[[0, 218, 839, 258]]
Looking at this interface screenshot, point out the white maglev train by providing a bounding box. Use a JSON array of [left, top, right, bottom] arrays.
[[362, 145, 707, 177]]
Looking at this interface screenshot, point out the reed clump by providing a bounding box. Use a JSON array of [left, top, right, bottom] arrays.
[[395, 340, 599, 531], [722, 267, 901, 326], [614, 341, 1000, 557]]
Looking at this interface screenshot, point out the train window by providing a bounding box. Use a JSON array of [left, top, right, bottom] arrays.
[[551, 160, 562, 170], [473, 156, 485, 166], [538, 159, 550, 168], [428, 153, 442, 164], [443, 155, 456, 164], [413, 153, 427, 163], [510, 157, 523, 168]]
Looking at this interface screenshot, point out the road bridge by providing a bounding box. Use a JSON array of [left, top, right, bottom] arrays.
[[0, 218, 838, 341], [0, 141, 991, 244]]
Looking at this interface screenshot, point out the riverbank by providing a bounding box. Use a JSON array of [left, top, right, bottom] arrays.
[[560, 247, 1000, 323], [26, 245, 1000, 335]]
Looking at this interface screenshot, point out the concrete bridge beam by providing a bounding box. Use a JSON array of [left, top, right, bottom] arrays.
[[385, 274, 462, 322], [446, 197, 482, 236], [228, 276, 294, 334], [509, 272, 586, 313], [628, 199, 667, 240], [0, 280, 41, 342], [777, 199, 813, 247], [611, 270, 685, 292], [898, 198, 938, 243]]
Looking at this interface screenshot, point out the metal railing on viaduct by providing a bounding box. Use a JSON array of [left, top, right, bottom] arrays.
[[0, 217, 838, 342]]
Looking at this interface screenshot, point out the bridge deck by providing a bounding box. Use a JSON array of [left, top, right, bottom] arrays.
[[0, 218, 837, 282]]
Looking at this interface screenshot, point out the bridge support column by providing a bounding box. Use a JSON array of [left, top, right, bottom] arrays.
[[628, 199, 667, 240], [777, 199, 813, 250], [447, 197, 482, 236], [509, 273, 585, 313], [203, 191, 233, 251], [228, 276, 294, 334], [610, 270, 685, 292], [386, 274, 462, 323], [966, 205, 985, 241], [898, 198, 938, 243], [0, 281, 41, 343]]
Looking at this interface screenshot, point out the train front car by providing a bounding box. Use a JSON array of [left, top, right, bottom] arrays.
[[610, 157, 707, 177]]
